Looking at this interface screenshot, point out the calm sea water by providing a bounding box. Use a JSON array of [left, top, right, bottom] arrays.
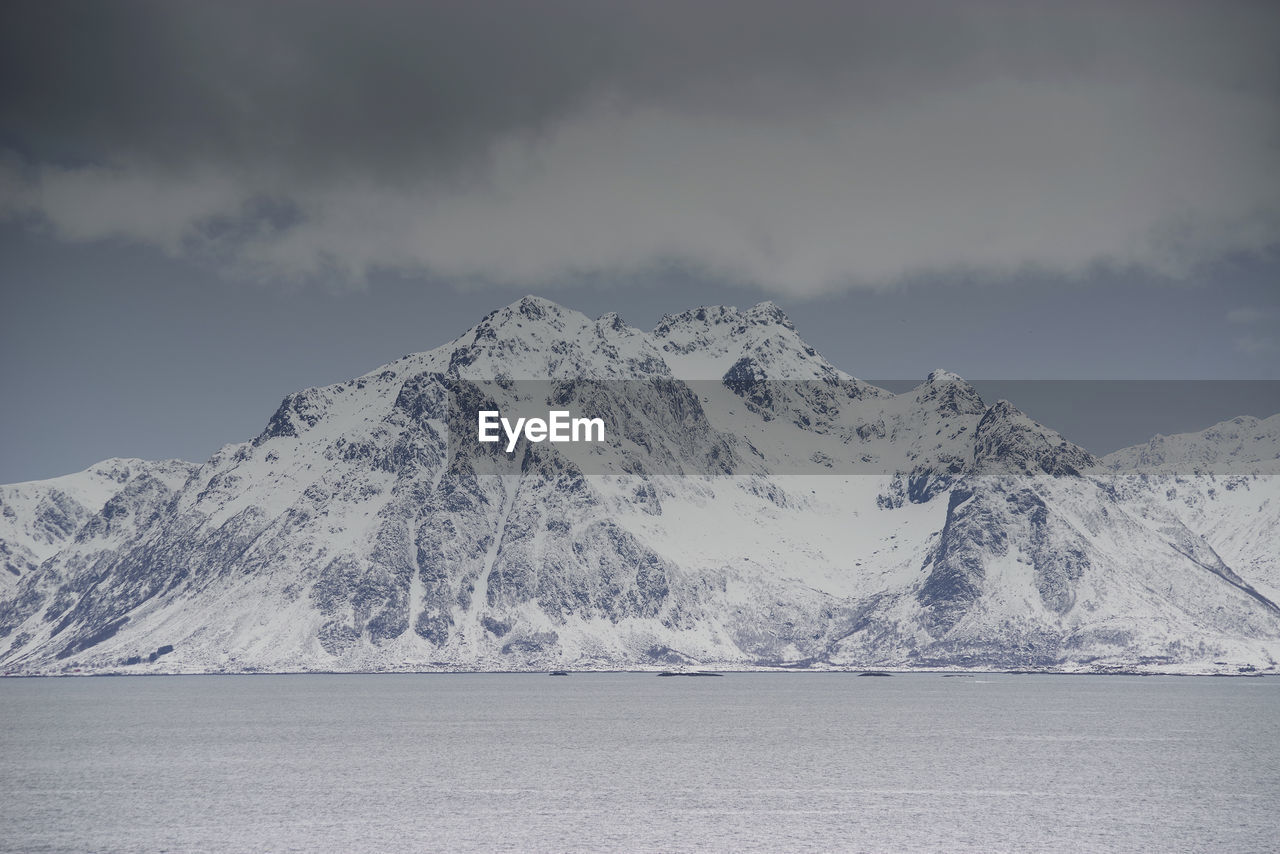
[[1, 673, 1277, 853]]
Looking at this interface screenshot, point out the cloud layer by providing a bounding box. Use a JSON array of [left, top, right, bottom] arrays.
[[2, 0, 1278, 293]]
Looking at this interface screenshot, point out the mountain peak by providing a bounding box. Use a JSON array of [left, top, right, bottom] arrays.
[[650, 301, 847, 381], [594, 311, 628, 333], [913, 370, 984, 415], [466, 295, 590, 342], [495, 294, 571, 321], [652, 304, 739, 333], [652, 301, 795, 335], [973, 399, 1098, 476], [518, 293, 564, 308], [925, 369, 966, 385], [745, 300, 795, 329]]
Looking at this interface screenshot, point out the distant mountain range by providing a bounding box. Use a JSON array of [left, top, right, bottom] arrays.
[[2, 296, 1278, 675]]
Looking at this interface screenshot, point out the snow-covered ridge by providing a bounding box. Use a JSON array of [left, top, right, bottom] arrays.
[[1, 295, 1277, 676], [0, 458, 195, 591], [1103, 413, 1280, 474]]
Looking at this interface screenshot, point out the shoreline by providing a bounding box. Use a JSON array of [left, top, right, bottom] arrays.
[[3, 667, 1276, 679]]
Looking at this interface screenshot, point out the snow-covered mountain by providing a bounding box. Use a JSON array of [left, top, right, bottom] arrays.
[[2, 296, 1277, 675], [1102, 413, 1280, 475], [0, 459, 195, 593]]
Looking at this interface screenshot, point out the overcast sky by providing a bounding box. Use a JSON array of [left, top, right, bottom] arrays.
[[1, 0, 1278, 481]]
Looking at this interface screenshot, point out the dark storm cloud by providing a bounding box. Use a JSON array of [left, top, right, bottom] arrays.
[[1, 0, 1278, 291], [1, 1, 617, 178]]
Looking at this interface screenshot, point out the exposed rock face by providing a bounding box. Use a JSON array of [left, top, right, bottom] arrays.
[[1, 296, 1278, 674]]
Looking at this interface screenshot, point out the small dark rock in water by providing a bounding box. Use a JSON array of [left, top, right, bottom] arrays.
[[858, 671, 893, 677], [548, 670, 569, 676], [657, 671, 723, 677]]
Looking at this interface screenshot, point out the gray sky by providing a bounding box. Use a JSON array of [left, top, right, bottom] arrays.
[[1, 0, 1279, 481]]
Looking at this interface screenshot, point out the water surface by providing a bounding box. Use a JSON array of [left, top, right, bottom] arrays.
[[2, 673, 1276, 852]]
